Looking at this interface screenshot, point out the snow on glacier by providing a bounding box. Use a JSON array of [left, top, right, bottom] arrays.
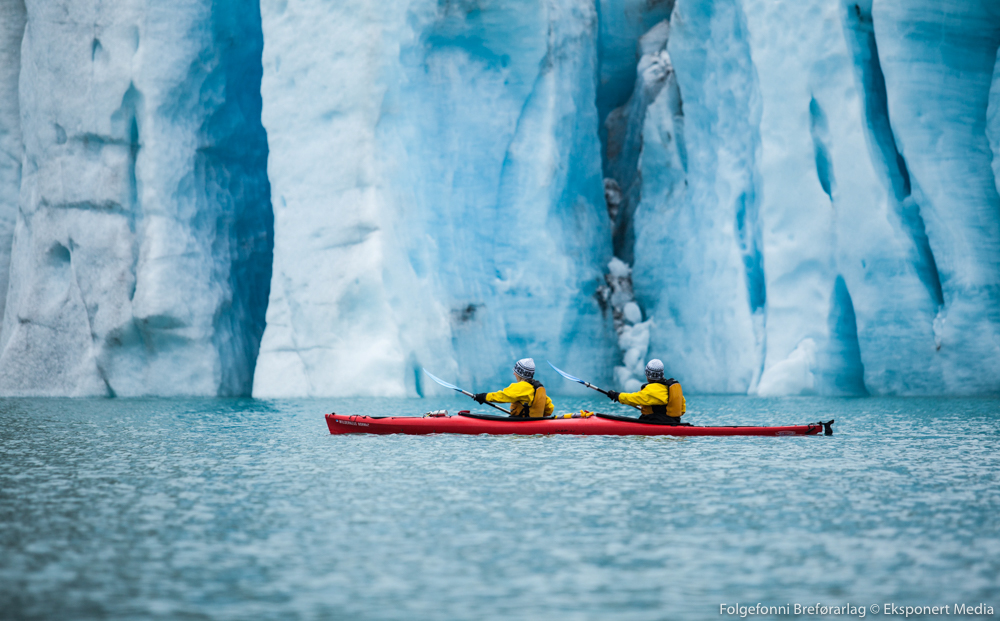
[[255, 0, 615, 397], [0, 0, 272, 396]]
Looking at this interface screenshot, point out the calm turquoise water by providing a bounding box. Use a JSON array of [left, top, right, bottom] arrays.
[[1, 396, 998, 620]]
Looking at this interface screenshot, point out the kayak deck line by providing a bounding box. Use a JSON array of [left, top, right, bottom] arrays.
[[325, 413, 834, 437]]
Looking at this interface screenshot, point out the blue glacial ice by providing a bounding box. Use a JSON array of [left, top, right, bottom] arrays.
[[0, 0, 998, 397], [871, 0, 1000, 392], [623, 0, 1000, 396], [0, 0, 25, 322], [626, 2, 765, 394], [253, 0, 616, 397], [0, 0, 272, 396]]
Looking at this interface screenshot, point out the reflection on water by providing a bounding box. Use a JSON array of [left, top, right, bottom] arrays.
[[1, 396, 998, 620]]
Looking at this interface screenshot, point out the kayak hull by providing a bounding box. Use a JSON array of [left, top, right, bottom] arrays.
[[325, 413, 826, 437]]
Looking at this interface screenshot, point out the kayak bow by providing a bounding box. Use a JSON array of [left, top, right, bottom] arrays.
[[325, 412, 834, 437]]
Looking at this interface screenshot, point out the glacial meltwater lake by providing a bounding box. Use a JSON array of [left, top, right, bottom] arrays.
[[1, 396, 998, 620]]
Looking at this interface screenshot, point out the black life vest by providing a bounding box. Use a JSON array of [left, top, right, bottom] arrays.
[[641, 378, 682, 420]]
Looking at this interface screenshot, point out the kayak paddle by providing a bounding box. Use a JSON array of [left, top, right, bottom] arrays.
[[422, 368, 511, 414], [547, 361, 640, 410], [547, 361, 611, 395]]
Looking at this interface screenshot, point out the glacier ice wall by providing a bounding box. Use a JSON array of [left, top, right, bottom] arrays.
[[627, 1, 764, 393], [1, 0, 998, 397], [872, 0, 1000, 392], [596, 0, 674, 181], [0, 0, 26, 320], [616, 0, 1000, 395], [254, 0, 615, 397], [990, 46, 1000, 195], [0, 0, 272, 396], [249, 0, 1000, 396], [743, 0, 944, 395]]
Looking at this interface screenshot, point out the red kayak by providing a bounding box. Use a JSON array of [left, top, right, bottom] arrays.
[[325, 411, 834, 437]]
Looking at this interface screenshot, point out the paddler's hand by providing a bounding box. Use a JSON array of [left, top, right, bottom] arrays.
[[607, 390, 620, 402], [473, 392, 487, 404]]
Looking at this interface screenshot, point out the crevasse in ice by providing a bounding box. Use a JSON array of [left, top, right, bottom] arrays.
[[0, 0, 998, 397]]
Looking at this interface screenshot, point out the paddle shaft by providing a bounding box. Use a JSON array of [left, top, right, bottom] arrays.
[[576, 379, 641, 411], [579, 381, 610, 396], [546, 361, 642, 412], [422, 368, 511, 414], [458, 389, 511, 414]]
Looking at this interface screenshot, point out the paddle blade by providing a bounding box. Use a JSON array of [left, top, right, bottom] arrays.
[[547, 361, 586, 385], [422, 368, 464, 393]]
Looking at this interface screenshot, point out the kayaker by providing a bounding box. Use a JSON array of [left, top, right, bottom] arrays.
[[606, 359, 686, 424], [473, 358, 555, 418]]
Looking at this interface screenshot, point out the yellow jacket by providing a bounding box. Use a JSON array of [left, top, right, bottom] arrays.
[[486, 381, 555, 417], [618, 381, 685, 418]]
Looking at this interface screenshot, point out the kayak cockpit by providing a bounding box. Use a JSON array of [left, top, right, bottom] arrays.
[[458, 412, 555, 421], [594, 412, 693, 426]]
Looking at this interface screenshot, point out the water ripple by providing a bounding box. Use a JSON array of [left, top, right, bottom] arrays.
[[1, 396, 998, 619]]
